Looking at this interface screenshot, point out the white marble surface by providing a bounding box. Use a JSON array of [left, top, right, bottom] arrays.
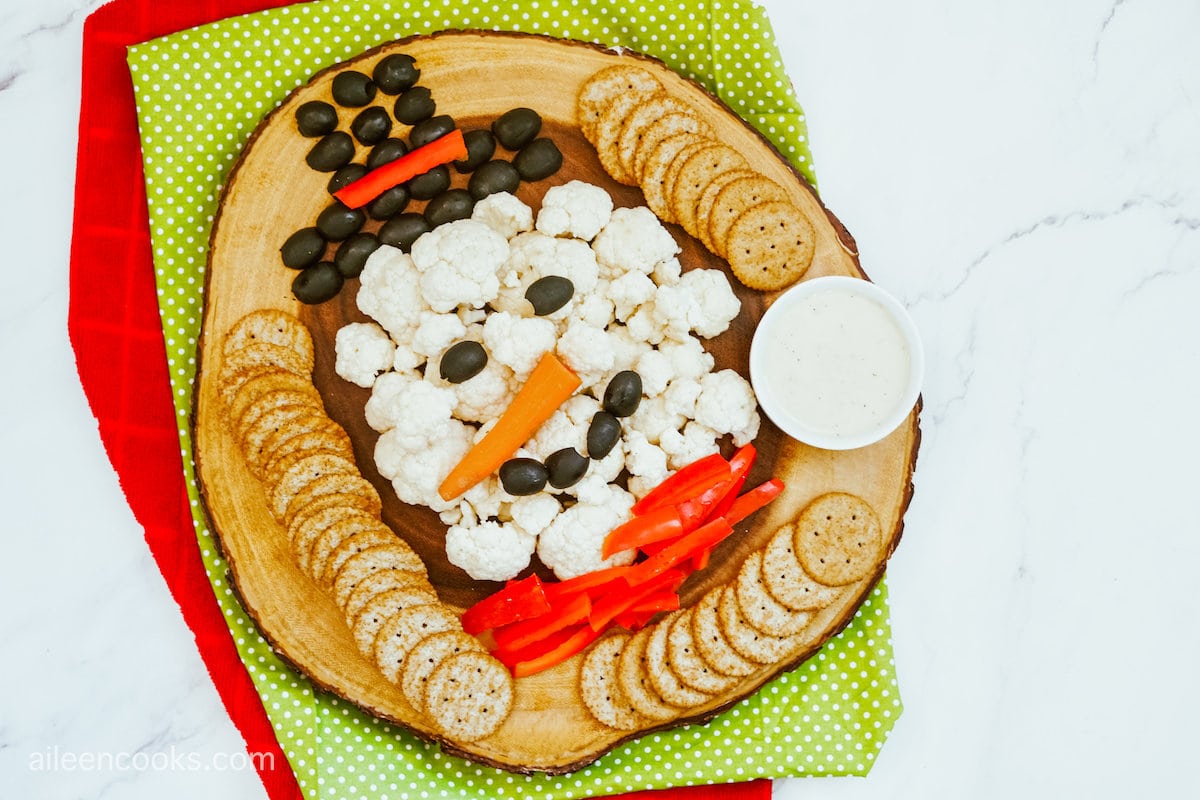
[[2, 0, 1198, 797]]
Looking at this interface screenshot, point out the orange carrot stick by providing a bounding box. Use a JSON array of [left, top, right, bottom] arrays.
[[438, 352, 580, 501]]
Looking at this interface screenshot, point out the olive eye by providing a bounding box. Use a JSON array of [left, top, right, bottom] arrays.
[[439, 340, 488, 383]]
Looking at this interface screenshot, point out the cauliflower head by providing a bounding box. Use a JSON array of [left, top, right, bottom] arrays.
[[445, 520, 536, 582], [535, 180, 614, 241], [693, 369, 761, 446], [357, 246, 425, 344], [471, 191, 534, 241], [537, 484, 636, 580], [591, 206, 680, 279], [482, 310, 558, 381]]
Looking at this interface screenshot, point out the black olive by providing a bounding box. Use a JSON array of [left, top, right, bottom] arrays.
[[349, 106, 392, 145], [378, 213, 430, 251], [454, 129, 496, 173], [602, 370, 643, 417], [424, 189, 475, 227], [315, 202, 366, 241], [586, 412, 622, 460], [546, 448, 589, 489], [393, 85, 435, 124], [367, 184, 410, 220], [279, 227, 326, 269], [334, 233, 381, 278], [467, 159, 521, 201], [499, 458, 549, 496], [492, 107, 542, 150], [372, 53, 419, 95], [331, 71, 376, 107], [366, 137, 409, 170], [292, 262, 343, 304], [513, 138, 563, 181], [327, 163, 367, 194], [305, 131, 355, 172], [439, 340, 488, 383], [407, 165, 451, 200], [295, 101, 338, 137], [524, 275, 574, 316], [409, 115, 456, 149]]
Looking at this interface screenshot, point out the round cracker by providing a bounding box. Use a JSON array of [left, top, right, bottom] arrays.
[[616, 626, 678, 722], [616, 94, 693, 179], [226, 368, 320, 429], [301, 510, 379, 582], [694, 167, 759, 254], [332, 542, 429, 611], [349, 586, 437, 658], [261, 421, 355, 486], [576, 65, 662, 143], [793, 492, 884, 586], [282, 473, 381, 528], [594, 86, 662, 185], [716, 585, 803, 665], [669, 143, 748, 239], [690, 587, 758, 678], [579, 632, 644, 731], [761, 523, 844, 612], [656, 138, 714, 224], [223, 309, 314, 370], [373, 603, 462, 683], [287, 504, 368, 578], [401, 630, 485, 713], [269, 452, 360, 520], [645, 611, 712, 708], [233, 388, 323, 447], [218, 342, 311, 387], [344, 564, 432, 621], [424, 651, 514, 743], [641, 132, 708, 224], [319, 524, 400, 588], [735, 551, 813, 637], [666, 609, 739, 695], [725, 200, 817, 291], [707, 174, 788, 259], [239, 402, 325, 476], [632, 110, 711, 182]]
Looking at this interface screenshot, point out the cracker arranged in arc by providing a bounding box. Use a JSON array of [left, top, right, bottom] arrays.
[[350, 585, 438, 658], [716, 585, 803, 665], [306, 512, 384, 584], [576, 64, 662, 142], [424, 651, 515, 743], [218, 341, 312, 385], [726, 200, 817, 291], [706, 174, 789, 258], [794, 492, 885, 586], [344, 563, 433, 621], [233, 388, 324, 445], [666, 609, 739, 695], [616, 626, 680, 722], [645, 611, 713, 708], [690, 586, 759, 678], [319, 524, 399, 588], [694, 167, 759, 254], [401, 630, 486, 713], [632, 110, 711, 182], [290, 506, 375, 579], [761, 523, 844, 612], [269, 452, 360, 520], [640, 132, 708, 223], [222, 308, 315, 370], [580, 633, 644, 731], [734, 551, 813, 637], [240, 403, 323, 475], [593, 85, 664, 185], [226, 368, 321, 429], [281, 473, 381, 528], [616, 94, 696, 179], [373, 603, 463, 684], [670, 142, 749, 239]]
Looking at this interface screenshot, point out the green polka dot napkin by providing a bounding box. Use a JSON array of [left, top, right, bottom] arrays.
[[127, 1, 901, 796]]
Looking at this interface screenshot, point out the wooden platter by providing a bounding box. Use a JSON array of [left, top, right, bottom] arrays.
[[193, 30, 920, 774]]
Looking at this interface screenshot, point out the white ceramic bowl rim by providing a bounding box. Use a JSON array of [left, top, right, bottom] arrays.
[[748, 275, 924, 451]]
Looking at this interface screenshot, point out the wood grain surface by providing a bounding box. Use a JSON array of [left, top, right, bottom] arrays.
[[193, 31, 920, 773]]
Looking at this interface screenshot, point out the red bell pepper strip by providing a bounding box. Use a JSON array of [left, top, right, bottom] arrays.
[[722, 478, 785, 527], [506, 624, 603, 678], [625, 518, 734, 587], [631, 452, 731, 516], [612, 587, 681, 630], [541, 565, 631, 603], [491, 590, 591, 654], [703, 474, 746, 525], [677, 443, 758, 529], [588, 567, 687, 631], [460, 574, 549, 635], [333, 128, 467, 209], [601, 505, 684, 559]]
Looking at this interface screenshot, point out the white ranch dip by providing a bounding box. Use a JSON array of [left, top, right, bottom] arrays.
[[750, 277, 920, 449]]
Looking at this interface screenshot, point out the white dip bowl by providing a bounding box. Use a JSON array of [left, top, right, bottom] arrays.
[[749, 275, 924, 451]]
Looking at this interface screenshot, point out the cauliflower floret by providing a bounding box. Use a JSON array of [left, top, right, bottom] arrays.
[[591, 206, 681, 279], [624, 302, 667, 346], [410, 310, 466, 360], [363, 370, 420, 432], [502, 231, 600, 295], [662, 377, 702, 419], [445, 520, 536, 582], [380, 416, 475, 512], [624, 430, 671, 484], [471, 191, 533, 240], [535, 180, 614, 241], [652, 256, 683, 287], [608, 270, 657, 322], [365, 373, 457, 442], [356, 246, 426, 344], [334, 322, 396, 388], [461, 475, 511, 523], [635, 349, 674, 397], [508, 492, 562, 539], [564, 438, 626, 505], [693, 369, 761, 446], [658, 337, 715, 382], [451, 358, 517, 424], [659, 421, 720, 470], [482, 311, 558, 381], [458, 306, 487, 327], [628, 395, 685, 444], [556, 318, 615, 388], [570, 282, 616, 329], [410, 219, 509, 312], [527, 408, 586, 461], [537, 484, 636, 580], [653, 268, 741, 340], [606, 325, 653, 377]]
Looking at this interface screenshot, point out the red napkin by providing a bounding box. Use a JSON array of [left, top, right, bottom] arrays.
[[67, 1, 771, 798]]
